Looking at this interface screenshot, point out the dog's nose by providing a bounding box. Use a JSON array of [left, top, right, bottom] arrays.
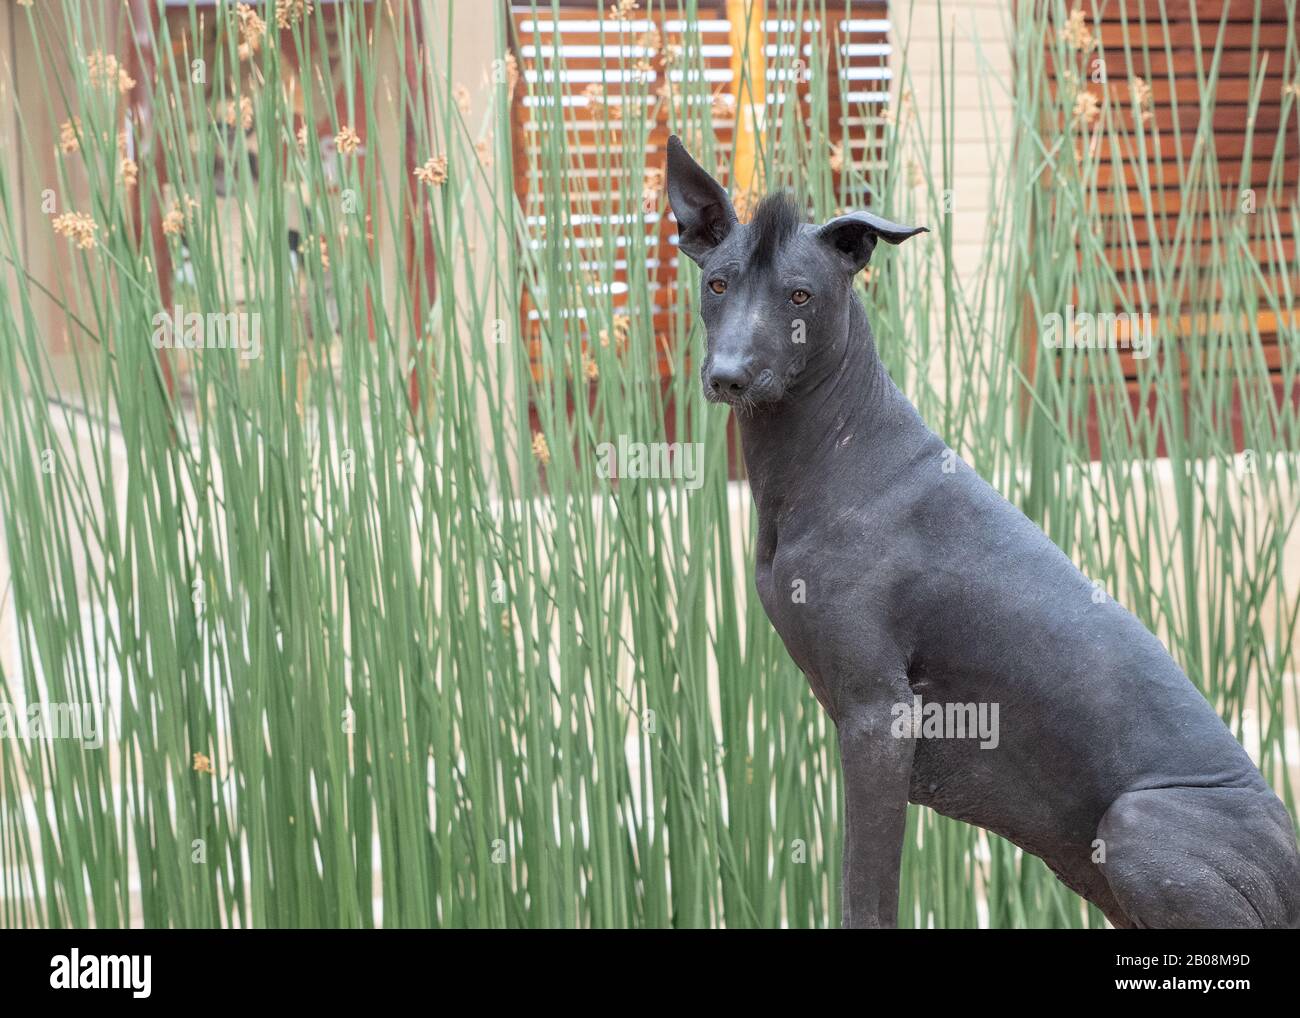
[[708, 359, 752, 398]]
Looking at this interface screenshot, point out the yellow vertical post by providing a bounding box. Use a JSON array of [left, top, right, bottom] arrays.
[[727, 0, 767, 203]]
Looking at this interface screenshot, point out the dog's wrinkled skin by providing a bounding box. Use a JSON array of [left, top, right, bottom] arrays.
[[666, 135, 1300, 929]]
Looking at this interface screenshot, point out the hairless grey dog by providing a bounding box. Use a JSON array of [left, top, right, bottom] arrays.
[[665, 135, 1300, 929]]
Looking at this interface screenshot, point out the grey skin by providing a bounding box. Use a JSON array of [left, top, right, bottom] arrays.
[[666, 135, 1300, 929]]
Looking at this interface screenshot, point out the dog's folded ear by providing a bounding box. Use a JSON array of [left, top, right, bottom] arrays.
[[666, 135, 738, 265], [817, 211, 928, 273]]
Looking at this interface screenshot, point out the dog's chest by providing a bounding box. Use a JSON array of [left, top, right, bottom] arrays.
[[753, 525, 843, 709], [752, 520, 791, 627]]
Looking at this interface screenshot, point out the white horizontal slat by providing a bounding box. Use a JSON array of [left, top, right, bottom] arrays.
[[522, 118, 673, 134], [667, 69, 734, 83], [763, 19, 822, 31], [522, 95, 657, 109], [527, 212, 662, 227], [522, 42, 738, 59], [522, 167, 659, 181], [521, 44, 657, 59], [527, 233, 660, 250], [526, 69, 658, 83], [843, 67, 892, 81], [522, 96, 586, 107], [664, 19, 730, 32], [825, 43, 891, 57], [519, 18, 731, 34], [841, 19, 891, 33], [575, 259, 663, 272], [527, 307, 588, 321]]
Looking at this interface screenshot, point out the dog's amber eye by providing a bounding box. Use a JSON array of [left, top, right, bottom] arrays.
[[791, 289, 810, 305], [709, 279, 727, 295]]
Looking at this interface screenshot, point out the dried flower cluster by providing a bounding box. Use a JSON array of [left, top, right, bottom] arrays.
[[454, 84, 472, 116], [59, 118, 81, 154], [638, 26, 661, 57], [641, 166, 663, 212], [235, 3, 266, 61], [494, 52, 520, 100], [600, 313, 630, 350], [335, 125, 362, 156], [531, 431, 551, 465], [584, 82, 622, 119], [53, 211, 98, 249], [1130, 76, 1154, 123], [1073, 89, 1101, 126], [882, 88, 914, 128], [224, 96, 254, 131], [86, 51, 135, 95], [1060, 7, 1094, 52], [414, 155, 448, 186], [275, 0, 313, 29], [828, 142, 843, 174], [632, 26, 659, 76], [162, 203, 186, 236]]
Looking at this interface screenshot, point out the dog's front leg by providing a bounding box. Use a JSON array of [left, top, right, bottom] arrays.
[[838, 697, 915, 929]]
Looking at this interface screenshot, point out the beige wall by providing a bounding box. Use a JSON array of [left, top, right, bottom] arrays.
[[420, 0, 519, 484], [891, 0, 1013, 287], [2, 0, 114, 379]]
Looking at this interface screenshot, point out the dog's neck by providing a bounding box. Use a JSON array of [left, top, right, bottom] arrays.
[[735, 296, 926, 543]]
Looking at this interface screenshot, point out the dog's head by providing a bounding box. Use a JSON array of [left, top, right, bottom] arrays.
[[666, 135, 927, 409]]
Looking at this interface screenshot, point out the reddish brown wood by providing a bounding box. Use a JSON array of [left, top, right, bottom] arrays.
[[1042, 2, 1298, 455], [126, 0, 175, 397], [403, 0, 435, 413]]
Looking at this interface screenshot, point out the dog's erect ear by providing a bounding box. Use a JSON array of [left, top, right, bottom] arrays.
[[817, 211, 928, 273], [666, 135, 737, 265]]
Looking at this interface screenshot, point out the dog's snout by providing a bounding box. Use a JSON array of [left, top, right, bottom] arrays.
[[707, 359, 753, 399]]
